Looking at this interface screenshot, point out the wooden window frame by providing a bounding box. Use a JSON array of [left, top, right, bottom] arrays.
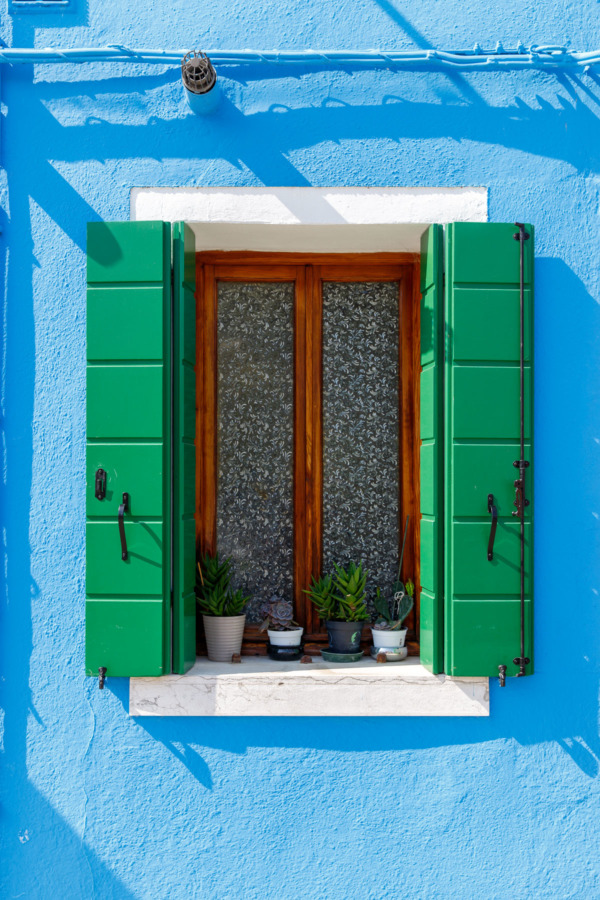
[[195, 252, 421, 656]]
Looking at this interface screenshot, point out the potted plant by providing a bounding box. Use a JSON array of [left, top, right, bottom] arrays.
[[372, 578, 415, 653], [259, 596, 303, 659], [305, 561, 369, 658], [197, 552, 250, 662]]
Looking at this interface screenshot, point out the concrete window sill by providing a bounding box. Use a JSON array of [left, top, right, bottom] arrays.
[[129, 656, 489, 717]]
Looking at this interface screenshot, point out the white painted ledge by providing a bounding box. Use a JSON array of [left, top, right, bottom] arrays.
[[129, 657, 489, 717], [131, 186, 487, 252]]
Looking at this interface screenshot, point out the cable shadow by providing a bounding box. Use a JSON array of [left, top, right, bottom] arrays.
[[2, 71, 598, 259], [27, 79, 600, 168]]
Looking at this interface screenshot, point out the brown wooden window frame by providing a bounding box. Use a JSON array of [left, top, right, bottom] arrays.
[[195, 252, 421, 656]]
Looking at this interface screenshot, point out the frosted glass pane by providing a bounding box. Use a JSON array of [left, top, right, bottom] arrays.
[[322, 282, 400, 603], [217, 282, 294, 622]]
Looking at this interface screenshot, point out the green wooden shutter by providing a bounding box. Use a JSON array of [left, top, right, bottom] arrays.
[[172, 223, 197, 674], [445, 223, 533, 677], [419, 225, 444, 674], [86, 221, 172, 677]]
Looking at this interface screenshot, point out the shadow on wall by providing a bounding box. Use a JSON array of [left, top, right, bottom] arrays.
[[3, 65, 600, 259], [0, 785, 138, 900], [1, 56, 600, 887], [0, 110, 135, 897], [124, 254, 600, 782]]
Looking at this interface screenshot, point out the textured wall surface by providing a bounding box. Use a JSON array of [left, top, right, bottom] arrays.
[[1, 2, 600, 898]]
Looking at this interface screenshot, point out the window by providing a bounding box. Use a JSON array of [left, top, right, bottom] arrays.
[[86, 216, 533, 702], [195, 253, 421, 655]]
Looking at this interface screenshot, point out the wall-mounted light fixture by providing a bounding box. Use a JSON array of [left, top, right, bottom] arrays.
[[181, 50, 219, 114]]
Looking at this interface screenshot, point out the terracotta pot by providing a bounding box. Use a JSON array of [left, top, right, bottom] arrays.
[[202, 614, 246, 662]]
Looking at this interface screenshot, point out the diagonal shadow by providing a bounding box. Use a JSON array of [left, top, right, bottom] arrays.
[[4, 73, 599, 262], [0, 67, 137, 900], [130, 258, 600, 780], [2, 49, 599, 832]]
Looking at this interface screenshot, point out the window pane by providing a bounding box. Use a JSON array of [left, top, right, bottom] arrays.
[[217, 282, 294, 622], [322, 282, 400, 602]]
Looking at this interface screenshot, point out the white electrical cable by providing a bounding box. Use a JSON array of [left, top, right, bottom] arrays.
[[0, 44, 598, 70]]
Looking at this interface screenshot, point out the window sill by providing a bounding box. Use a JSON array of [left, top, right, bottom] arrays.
[[129, 656, 489, 717]]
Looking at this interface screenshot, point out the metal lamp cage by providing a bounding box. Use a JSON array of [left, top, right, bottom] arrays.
[[181, 50, 217, 94]]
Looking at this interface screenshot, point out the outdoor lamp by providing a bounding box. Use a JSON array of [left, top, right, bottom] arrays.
[[181, 50, 220, 114]]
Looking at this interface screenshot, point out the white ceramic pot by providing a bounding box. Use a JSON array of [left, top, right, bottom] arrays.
[[267, 627, 304, 647], [371, 626, 407, 650], [203, 614, 246, 662]]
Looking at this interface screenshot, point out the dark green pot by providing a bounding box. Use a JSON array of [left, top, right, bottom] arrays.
[[326, 620, 365, 654]]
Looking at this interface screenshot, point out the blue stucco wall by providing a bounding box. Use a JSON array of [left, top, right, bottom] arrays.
[[1, 2, 600, 898]]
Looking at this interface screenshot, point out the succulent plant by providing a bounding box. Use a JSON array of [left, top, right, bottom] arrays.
[[304, 562, 369, 622], [197, 552, 231, 600], [258, 596, 300, 632], [196, 552, 250, 617], [332, 561, 369, 621], [373, 581, 415, 631], [303, 573, 336, 621]]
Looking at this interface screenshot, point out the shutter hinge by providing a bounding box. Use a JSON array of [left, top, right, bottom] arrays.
[[94, 468, 107, 501], [499, 224, 531, 686], [512, 459, 530, 518]]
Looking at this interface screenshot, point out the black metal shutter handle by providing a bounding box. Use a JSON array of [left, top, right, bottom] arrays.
[[118, 492, 129, 561], [487, 493, 498, 561]]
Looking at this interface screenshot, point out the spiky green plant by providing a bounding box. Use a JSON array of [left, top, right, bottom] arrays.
[[332, 561, 369, 622], [222, 588, 250, 617], [197, 552, 231, 600], [303, 573, 336, 621], [196, 553, 250, 617], [304, 562, 369, 622]]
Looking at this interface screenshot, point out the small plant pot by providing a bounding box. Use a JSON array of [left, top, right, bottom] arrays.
[[372, 626, 407, 651], [267, 643, 303, 661], [203, 614, 246, 662], [267, 627, 304, 648], [326, 620, 365, 654]]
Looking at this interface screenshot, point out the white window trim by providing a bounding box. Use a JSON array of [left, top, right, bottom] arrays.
[[131, 185, 487, 253], [129, 185, 490, 717]]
